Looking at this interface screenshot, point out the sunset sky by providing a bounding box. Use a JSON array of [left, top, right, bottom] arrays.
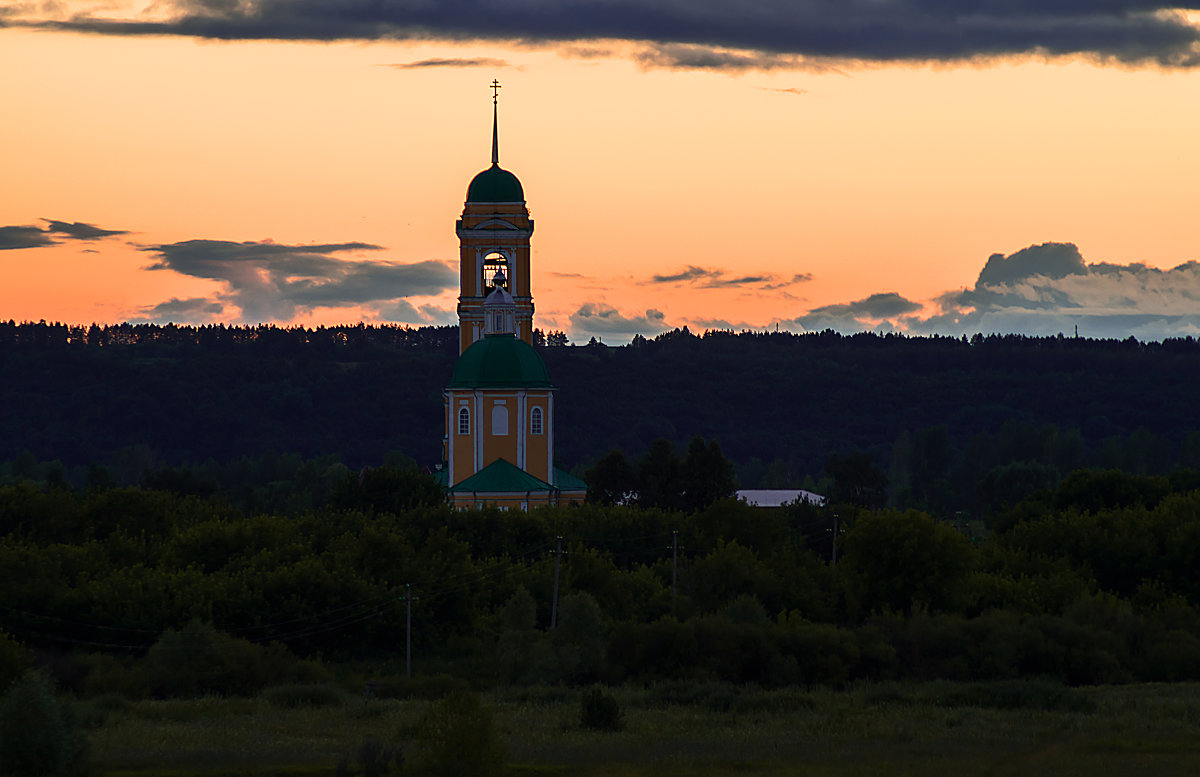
[[3, 2, 1200, 343]]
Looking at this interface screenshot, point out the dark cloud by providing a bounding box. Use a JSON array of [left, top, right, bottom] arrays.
[[18, 2, 1200, 67], [0, 225, 56, 251], [650, 265, 809, 289], [761, 87, 809, 96], [793, 243, 1200, 341], [132, 296, 227, 324], [792, 291, 923, 333], [976, 241, 1087, 286], [907, 247, 1200, 340], [634, 44, 811, 72], [708, 274, 771, 287], [384, 57, 510, 69], [42, 219, 130, 240], [0, 219, 129, 250], [142, 238, 456, 322], [651, 266, 718, 284], [374, 300, 457, 325], [689, 317, 771, 332], [569, 302, 669, 341]]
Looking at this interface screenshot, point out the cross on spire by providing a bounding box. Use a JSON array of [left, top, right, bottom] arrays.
[[490, 80, 501, 166]]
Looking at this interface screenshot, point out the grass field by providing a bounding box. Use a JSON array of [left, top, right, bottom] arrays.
[[82, 681, 1200, 776]]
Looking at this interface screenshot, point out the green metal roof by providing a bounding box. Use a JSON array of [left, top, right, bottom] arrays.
[[449, 458, 555, 493], [554, 468, 588, 492], [466, 164, 524, 203], [448, 334, 553, 389]]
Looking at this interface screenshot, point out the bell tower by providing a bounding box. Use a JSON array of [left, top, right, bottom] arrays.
[[456, 81, 534, 353]]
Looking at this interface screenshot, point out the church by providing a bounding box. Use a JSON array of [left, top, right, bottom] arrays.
[[435, 84, 587, 509]]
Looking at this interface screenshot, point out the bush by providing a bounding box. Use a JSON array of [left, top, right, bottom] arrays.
[[77, 653, 147, 699], [369, 674, 470, 701], [263, 682, 346, 708], [409, 690, 506, 777], [925, 679, 1095, 713], [0, 631, 29, 693], [0, 670, 90, 777], [142, 621, 295, 698], [580, 687, 624, 731], [335, 737, 402, 777]]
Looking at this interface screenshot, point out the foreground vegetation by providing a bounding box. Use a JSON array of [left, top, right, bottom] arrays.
[[65, 681, 1200, 776]]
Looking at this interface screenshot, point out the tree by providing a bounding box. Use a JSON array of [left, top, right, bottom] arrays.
[[840, 510, 976, 617], [681, 437, 738, 512], [585, 450, 636, 506], [825, 452, 888, 509], [329, 465, 444, 514], [636, 439, 683, 511]]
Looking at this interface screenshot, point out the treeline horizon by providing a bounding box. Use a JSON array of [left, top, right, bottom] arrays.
[[4, 319, 1200, 511]]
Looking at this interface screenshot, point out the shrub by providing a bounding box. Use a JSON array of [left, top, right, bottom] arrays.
[[0, 670, 89, 777], [370, 674, 470, 701], [730, 690, 815, 714], [77, 653, 147, 699], [580, 687, 624, 731], [0, 631, 30, 693], [142, 620, 295, 698], [409, 690, 506, 777], [263, 682, 346, 708], [925, 679, 1095, 713], [336, 737, 402, 777]]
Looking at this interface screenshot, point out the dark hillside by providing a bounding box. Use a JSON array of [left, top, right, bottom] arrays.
[[2, 321, 1198, 484]]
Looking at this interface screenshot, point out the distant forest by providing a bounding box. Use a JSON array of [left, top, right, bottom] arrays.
[[3, 319, 1200, 516]]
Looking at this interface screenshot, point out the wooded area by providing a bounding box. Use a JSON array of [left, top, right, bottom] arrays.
[[3, 320, 1199, 503], [4, 321, 1200, 694]]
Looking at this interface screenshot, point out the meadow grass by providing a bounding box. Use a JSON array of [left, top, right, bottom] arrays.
[[85, 681, 1200, 776]]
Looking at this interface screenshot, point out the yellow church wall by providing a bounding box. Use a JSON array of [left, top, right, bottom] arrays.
[[481, 394, 520, 469], [448, 392, 474, 486], [524, 393, 551, 482]]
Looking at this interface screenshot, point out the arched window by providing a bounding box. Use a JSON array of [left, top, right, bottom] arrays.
[[530, 406, 544, 435], [482, 252, 508, 291], [492, 404, 509, 436], [457, 407, 470, 435]]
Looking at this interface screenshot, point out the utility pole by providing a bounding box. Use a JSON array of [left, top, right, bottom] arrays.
[[402, 583, 417, 678], [550, 536, 563, 629], [831, 512, 839, 566], [671, 530, 679, 617]]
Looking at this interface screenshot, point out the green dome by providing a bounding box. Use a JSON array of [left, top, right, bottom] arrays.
[[466, 164, 524, 203], [448, 335, 553, 389]]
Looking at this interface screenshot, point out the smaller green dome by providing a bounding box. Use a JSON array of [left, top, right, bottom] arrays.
[[449, 335, 553, 389], [466, 164, 524, 203]]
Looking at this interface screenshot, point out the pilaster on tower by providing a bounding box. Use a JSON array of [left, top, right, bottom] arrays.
[[456, 82, 535, 354]]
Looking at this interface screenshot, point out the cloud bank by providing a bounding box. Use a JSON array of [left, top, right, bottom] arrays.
[[384, 57, 511, 69], [12, 2, 1200, 68], [650, 265, 810, 290], [139, 238, 456, 323], [0, 219, 128, 250], [789, 242, 1200, 341], [569, 302, 669, 342]]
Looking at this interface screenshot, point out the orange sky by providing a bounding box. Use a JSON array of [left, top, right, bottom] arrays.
[[3, 16, 1200, 341]]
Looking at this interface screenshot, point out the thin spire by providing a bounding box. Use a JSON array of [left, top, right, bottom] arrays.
[[490, 79, 501, 166]]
